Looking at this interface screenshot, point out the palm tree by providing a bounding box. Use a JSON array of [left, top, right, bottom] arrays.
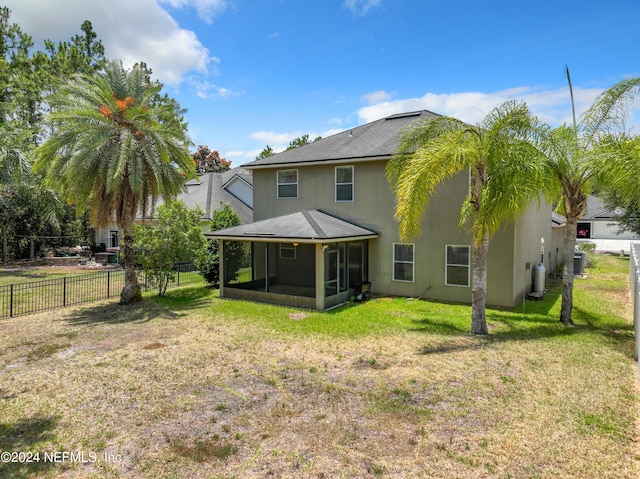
[[531, 70, 640, 325], [35, 60, 195, 304], [387, 100, 549, 335]]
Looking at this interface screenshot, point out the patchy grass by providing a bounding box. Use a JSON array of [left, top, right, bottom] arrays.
[[0, 265, 108, 286], [0, 254, 637, 478]]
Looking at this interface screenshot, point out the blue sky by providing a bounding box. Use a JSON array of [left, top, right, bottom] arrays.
[[5, 0, 640, 166]]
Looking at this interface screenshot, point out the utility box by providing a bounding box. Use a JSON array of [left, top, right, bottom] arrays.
[[574, 251, 586, 276], [533, 263, 546, 293]]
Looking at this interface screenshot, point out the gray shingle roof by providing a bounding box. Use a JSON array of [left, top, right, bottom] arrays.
[[206, 210, 378, 242], [243, 110, 441, 168], [149, 167, 253, 224], [582, 196, 622, 219]]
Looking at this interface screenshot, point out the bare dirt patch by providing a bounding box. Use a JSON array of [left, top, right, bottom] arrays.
[[0, 268, 638, 479]]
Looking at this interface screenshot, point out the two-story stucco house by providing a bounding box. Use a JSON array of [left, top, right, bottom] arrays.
[[208, 110, 564, 311]]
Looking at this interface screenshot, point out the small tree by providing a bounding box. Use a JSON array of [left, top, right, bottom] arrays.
[[192, 145, 231, 174], [285, 134, 321, 151], [199, 203, 242, 286], [256, 145, 274, 160], [133, 201, 207, 296]]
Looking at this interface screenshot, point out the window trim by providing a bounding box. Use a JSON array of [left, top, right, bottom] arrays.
[[279, 243, 296, 259], [335, 165, 354, 202], [445, 244, 470, 287], [392, 242, 415, 282], [276, 169, 298, 199], [108, 230, 120, 249]]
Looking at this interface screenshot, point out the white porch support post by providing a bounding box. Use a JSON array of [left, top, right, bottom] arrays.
[[315, 243, 325, 310], [219, 239, 225, 298]]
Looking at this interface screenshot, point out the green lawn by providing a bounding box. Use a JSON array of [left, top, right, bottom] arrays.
[[0, 254, 637, 478], [0, 266, 205, 318], [0, 266, 106, 287]]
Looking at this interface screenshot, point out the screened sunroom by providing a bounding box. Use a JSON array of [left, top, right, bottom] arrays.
[[206, 210, 378, 310]]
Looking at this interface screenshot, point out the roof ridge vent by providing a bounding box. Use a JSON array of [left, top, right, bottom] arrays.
[[384, 111, 423, 120]]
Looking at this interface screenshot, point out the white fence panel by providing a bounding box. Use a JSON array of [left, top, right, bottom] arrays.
[[629, 243, 640, 379]]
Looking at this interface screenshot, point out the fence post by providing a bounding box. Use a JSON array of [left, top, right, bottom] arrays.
[[107, 271, 110, 298], [9, 284, 13, 318], [177, 269, 181, 287], [63, 277, 67, 307]]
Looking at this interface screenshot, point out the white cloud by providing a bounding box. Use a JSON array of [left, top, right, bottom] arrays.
[[356, 86, 608, 127], [321, 128, 346, 138], [188, 77, 242, 99], [159, 0, 227, 24], [4, 0, 215, 87], [362, 90, 393, 105], [225, 149, 263, 162], [225, 150, 250, 158], [251, 130, 306, 148], [343, 0, 382, 16]]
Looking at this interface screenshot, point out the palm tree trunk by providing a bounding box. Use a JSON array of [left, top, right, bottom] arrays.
[[560, 218, 577, 325], [119, 208, 142, 305], [471, 232, 490, 335]]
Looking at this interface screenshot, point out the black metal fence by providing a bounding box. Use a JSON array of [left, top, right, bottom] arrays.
[[0, 262, 203, 319]]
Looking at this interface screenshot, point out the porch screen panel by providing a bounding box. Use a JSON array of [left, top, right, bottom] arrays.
[[325, 247, 339, 297], [348, 243, 364, 287], [224, 241, 252, 286]]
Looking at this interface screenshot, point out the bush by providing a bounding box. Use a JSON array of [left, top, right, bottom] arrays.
[[133, 201, 207, 296], [577, 242, 597, 268], [199, 203, 241, 287]]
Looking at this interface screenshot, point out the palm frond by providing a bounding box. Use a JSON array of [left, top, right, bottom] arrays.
[[580, 77, 640, 147]]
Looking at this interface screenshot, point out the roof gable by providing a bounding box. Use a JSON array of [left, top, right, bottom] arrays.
[[146, 167, 253, 224]]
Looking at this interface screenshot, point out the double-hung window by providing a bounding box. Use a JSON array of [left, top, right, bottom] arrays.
[[277, 169, 298, 198], [445, 245, 470, 287], [335, 165, 354, 202], [393, 243, 414, 282]]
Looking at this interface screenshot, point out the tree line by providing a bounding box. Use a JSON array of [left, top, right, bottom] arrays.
[[0, 8, 232, 265]]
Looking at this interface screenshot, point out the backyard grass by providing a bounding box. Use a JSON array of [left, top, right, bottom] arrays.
[[0, 265, 108, 287], [0, 265, 205, 319], [0, 254, 638, 478]]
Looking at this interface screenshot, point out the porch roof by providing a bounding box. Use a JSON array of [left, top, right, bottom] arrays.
[[206, 209, 379, 243]]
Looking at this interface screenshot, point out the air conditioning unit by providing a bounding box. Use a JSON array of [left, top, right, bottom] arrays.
[[574, 251, 586, 276]]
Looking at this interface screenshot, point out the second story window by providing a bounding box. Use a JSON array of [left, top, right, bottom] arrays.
[[335, 165, 354, 202], [277, 169, 298, 198]]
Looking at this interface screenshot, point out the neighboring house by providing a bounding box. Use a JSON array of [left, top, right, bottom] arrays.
[[208, 110, 565, 311], [94, 167, 253, 248], [577, 196, 639, 241]]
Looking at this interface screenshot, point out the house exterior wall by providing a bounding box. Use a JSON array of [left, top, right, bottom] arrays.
[[276, 243, 315, 287], [252, 159, 550, 307], [550, 227, 566, 275], [510, 202, 555, 304], [225, 178, 253, 208]]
